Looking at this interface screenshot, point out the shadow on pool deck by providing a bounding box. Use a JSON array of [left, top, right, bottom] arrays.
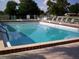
[[0, 43, 79, 59], [0, 54, 46, 59], [41, 45, 79, 59]]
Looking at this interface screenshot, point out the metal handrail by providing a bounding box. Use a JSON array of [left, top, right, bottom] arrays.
[[0, 23, 9, 41]]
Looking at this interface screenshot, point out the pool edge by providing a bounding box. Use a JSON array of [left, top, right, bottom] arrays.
[[0, 38, 79, 55]]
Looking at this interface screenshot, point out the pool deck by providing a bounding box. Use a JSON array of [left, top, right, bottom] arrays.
[[0, 40, 4, 48], [0, 42, 79, 59], [0, 32, 4, 48], [41, 20, 79, 28]]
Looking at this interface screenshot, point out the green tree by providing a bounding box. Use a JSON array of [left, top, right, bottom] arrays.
[[47, 0, 57, 15], [57, 0, 68, 7], [19, 0, 43, 18], [0, 11, 4, 15], [5, 1, 17, 19], [69, 3, 79, 13], [47, 0, 69, 15], [57, 0, 69, 15]]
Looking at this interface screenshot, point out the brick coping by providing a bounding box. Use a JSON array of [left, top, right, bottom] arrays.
[[0, 38, 79, 55]]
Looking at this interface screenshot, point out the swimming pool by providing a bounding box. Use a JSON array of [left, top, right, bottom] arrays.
[[2, 22, 79, 46]]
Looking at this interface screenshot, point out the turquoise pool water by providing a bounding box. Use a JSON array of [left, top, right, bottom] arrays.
[[4, 22, 79, 46]]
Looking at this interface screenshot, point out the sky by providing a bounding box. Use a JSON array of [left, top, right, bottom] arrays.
[[0, 0, 79, 12]]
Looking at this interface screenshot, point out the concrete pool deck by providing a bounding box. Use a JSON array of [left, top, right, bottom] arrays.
[[0, 32, 4, 48], [0, 40, 4, 48], [0, 42, 79, 59]]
